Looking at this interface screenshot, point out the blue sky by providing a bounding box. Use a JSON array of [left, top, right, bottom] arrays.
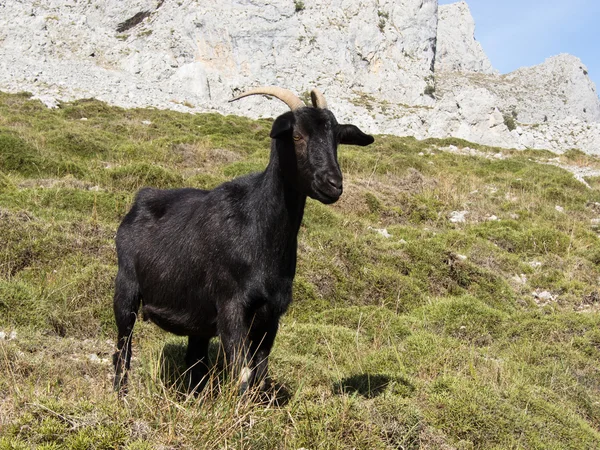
[[438, 0, 600, 93]]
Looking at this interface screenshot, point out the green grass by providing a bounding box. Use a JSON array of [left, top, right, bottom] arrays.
[[1, 92, 600, 448]]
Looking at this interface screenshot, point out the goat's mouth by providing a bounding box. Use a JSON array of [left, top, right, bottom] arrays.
[[311, 183, 342, 204]]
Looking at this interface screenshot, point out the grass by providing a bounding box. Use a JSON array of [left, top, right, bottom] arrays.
[[1, 92, 600, 448]]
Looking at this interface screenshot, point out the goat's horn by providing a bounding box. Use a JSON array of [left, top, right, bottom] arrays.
[[229, 87, 305, 110], [310, 89, 328, 109]]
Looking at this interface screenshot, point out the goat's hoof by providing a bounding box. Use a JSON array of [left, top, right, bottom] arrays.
[[113, 375, 128, 397]]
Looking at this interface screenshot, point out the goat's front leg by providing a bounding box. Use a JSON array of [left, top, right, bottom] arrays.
[[250, 318, 279, 391], [186, 336, 210, 393], [218, 302, 253, 393]]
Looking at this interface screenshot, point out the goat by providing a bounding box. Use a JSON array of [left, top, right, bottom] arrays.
[[112, 87, 374, 394]]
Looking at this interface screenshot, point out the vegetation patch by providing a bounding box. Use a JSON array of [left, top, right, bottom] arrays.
[[1, 92, 600, 448], [503, 112, 517, 131]]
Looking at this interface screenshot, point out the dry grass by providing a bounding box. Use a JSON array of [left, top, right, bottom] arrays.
[[1, 92, 600, 448]]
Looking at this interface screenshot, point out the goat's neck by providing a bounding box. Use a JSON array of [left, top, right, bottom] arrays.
[[262, 141, 307, 237]]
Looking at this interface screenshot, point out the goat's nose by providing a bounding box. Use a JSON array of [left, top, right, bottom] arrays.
[[327, 176, 342, 190]]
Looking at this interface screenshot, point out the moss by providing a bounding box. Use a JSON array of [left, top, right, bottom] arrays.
[[406, 193, 442, 224], [428, 377, 600, 448], [0, 132, 47, 176], [474, 221, 571, 255], [418, 296, 508, 343], [0, 169, 14, 190], [313, 306, 411, 342], [222, 161, 265, 178], [364, 192, 382, 214], [503, 113, 517, 131], [0, 281, 43, 328], [187, 173, 227, 190], [46, 129, 112, 158], [60, 98, 123, 120], [106, 163, 183, 190]]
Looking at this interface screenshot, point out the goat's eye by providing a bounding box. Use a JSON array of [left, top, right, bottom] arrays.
[[293, 134, 303, 142]]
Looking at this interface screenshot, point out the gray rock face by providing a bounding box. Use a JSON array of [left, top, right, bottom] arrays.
[[506, 54, 600, 123], [0, 0, 599, 154], [0, 0, 438, 109], [431, 54, 600, 151], [435, 1, 495, 74]]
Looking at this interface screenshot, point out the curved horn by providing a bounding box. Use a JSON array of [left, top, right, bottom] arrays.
[[310, 89, 328, 109], [229, 86, 305, 110]]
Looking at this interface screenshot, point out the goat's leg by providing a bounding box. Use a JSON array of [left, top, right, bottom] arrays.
[[186, 336, 210, 393], [250, 319, 279, 391], [112, 269, 141, 394], [218, 304, 253, 393]]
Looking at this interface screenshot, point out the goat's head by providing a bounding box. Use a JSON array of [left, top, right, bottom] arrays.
[[230, 87, 374, 204]]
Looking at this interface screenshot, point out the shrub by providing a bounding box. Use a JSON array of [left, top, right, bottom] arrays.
[[503, 113, 517, 131]]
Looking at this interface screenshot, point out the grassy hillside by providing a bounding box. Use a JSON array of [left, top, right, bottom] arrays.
[[1, 91, 600, 449]]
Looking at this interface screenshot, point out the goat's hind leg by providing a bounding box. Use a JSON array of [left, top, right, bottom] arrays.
[[112, 269, 141, 394]]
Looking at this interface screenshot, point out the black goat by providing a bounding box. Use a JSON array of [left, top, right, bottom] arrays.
[[113, 87, 374, 394]]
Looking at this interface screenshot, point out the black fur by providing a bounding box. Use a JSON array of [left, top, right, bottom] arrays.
[[112, 106, 374, 393]]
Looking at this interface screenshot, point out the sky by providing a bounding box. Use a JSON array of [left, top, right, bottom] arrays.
[[438, 0, 600, 94]]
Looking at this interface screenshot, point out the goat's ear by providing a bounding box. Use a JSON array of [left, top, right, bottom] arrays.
[[337, 124, 375, 146], [270, 112, 295, 139]]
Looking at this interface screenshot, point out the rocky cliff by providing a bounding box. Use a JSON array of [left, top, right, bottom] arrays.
[[0, 0, 598, 153], [434, 1, 495, 75]]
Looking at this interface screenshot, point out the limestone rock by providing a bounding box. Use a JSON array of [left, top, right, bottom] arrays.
[[368, 227, 392, 238], [449, 211, 469, 223], [506, 54, 600, 124], [431, 54, 600, 153], [0, 0, 439, 116], [0, 0, 598, 154], [435, 1, 496, 74]]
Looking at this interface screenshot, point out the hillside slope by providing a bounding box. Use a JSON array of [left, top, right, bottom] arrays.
[[2, 93, 600, 448], [0, 0, 599, 153]]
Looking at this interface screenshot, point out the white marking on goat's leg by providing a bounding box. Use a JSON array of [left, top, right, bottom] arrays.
[[240, 366, 252, 384], [239, 366, 252, 394]]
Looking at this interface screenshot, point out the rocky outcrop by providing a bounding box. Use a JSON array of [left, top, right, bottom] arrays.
[[430, 54, 600, 150], [505, 55, 600, 123], [0, 0, 598, 154], [434, 1, 495, 74], [437, 54, 600, 123], [0, 0, 439, 113]]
